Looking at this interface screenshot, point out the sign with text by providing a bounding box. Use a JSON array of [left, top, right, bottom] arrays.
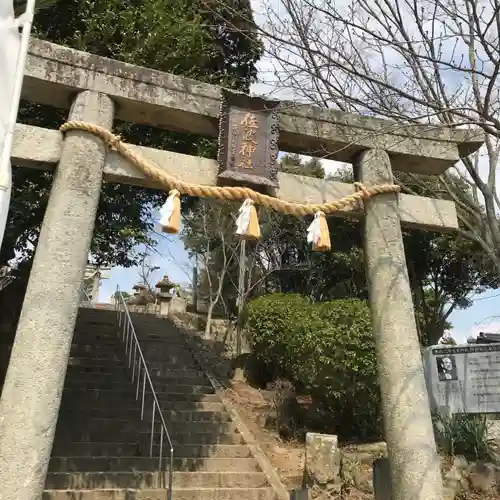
[[217, 89, 280, 190], [423, 344, 500, 414]]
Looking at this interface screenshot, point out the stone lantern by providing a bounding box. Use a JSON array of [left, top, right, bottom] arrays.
[[128, 282, 149, 305], [155, 275, 175, 316]]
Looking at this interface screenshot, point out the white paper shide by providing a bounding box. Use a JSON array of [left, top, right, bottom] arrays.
[[306, 211, 322, 245], [236, 199, 252, 235], [158, 193, 176, 227]]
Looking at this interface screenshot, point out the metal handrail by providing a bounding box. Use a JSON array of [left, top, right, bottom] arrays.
[[115, 287, 174, 498]]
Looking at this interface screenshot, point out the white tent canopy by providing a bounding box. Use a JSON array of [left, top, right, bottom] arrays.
[[0, 0, 36, 250]]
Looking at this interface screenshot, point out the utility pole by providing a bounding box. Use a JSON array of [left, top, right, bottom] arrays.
[[236, 239, 246, 356]]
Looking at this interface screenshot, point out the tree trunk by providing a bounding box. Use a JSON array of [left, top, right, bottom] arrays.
[[204, 301, 214, 339]]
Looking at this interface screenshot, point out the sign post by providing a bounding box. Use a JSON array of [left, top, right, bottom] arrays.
[[217, 89, 280, 191], [423, 344, 500, 414]]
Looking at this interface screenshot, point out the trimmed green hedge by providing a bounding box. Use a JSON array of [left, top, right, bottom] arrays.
[[245, 293, 382, 440]]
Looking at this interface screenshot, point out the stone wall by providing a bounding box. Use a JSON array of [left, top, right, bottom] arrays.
[[127, 303, 159, 315]]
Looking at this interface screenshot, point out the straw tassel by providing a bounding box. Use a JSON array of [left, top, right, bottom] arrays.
[[307, 211, 331, 251], [236, 199, 261, 241], [159, 189, 181, 234]]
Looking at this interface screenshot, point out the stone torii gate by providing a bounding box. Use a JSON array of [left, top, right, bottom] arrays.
[[0, 38, 482, 500]]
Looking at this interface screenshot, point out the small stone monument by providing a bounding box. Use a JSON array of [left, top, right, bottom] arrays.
[[423, 344, 500, 414], [304, 433, 342, 498]]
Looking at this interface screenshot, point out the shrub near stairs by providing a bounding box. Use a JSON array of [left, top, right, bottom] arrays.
[[246, 294, 383, 441]]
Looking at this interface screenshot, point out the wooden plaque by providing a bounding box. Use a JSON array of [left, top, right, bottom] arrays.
[[217, 89, 280, 190]]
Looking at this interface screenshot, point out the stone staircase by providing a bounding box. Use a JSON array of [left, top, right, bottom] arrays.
[[43, 307, 276, 500]]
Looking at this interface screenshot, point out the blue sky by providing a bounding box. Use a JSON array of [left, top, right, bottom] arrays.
[[448, 292, 500, 343]]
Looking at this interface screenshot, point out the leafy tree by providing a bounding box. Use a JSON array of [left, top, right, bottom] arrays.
[[405, 228, 498, 345], [4, 0, 262, 267], [182, 199, 241, 334], [1, 0, 262, 339], [280, 153, 325, 179]]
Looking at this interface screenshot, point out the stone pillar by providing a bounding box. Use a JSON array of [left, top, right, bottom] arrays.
[[0, 91, 114, 500], [356, 149, 443, 500]]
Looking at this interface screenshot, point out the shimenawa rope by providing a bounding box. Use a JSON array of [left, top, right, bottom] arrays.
[[59, 121, 400, 217]]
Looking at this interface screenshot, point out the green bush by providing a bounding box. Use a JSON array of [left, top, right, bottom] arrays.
[[244, 294, 316, 384], [245, 293, 382, 440]]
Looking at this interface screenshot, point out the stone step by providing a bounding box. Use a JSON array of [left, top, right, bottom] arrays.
[[51, 443, 252, 459], [73, 324, 117, 331], [72, 332, 186, 345], [68, 349, 196, 364], [48, 457, 260, 473], [60, 400, 225, 413], [77, 308, 116, 316], [63, 380, 214, 395], [67, 358, 200, 372], [56, 419, 237, 435], [67, 357, 200, 369], [132, 337, 188, 347], [60, 389, 221, 403], [75, 330, 185, 342], [71, 329, 118, 336], [65, 365, 207, 383], [65, 364, 129, 375], [54, 432, 244, 446], [74, 321, 162, 331], [69, 340, 189, 353], [74, 318, 117, 325], [67, 357, 124, 367], [58, 409, 231, 423], [65, 367, 208, 382], [42, 487, 275, 500], [64, 374, 212, 389], [76, 318, 117, 325], [46, 471, 268, 489]]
